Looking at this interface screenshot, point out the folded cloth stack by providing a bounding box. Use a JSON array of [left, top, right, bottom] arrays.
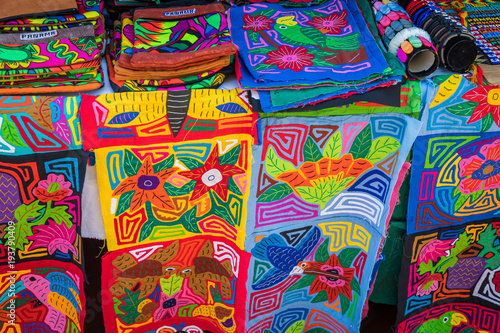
[[0, 0, 106, 54], [228, 0, 405, 113], [107, 2, 238, 92], [0, 24, 103, 94]]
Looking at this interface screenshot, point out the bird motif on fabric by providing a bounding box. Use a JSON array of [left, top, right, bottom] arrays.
[[21, 272, 82, 333], [412, 311, 468, 333], [251, 226, 321, 290], [272, 15, 360, 52], [290, 252, 355, 303]]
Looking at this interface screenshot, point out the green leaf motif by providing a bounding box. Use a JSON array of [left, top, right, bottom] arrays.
[[1, 115, 27, 147], [247, 29, 261, 43], [219, 144, 240, 166], [365, 136, 400, 163], [339, 293, 350, 314], [307, 48, 337, 57], [115, 191, 134, 216], [337, 248, 361, 267], [14, 200, 43, 224], [286, 274, 316, 293], [311, 290, 328, 303], [284, 320, 305, 333], [253, 63, 276, 71], [265, 146, 296, 178], [301, 27, 327, 49], [160, 275, 183, 296], [450, 232, 472, 257], [302, 10, 327, 19], [314, 239, 330, 263], [178, 157, 204, 170], [304, 137, 323, 162], [349, 124, 372, 159], [436, 256, 458, 274], [280, 34, 313, 47], [417, 260, 434, 276], [118, 288, 142, 325], [178, 206, 201, 233], [481, 113, 494, 132], [311, 57, 336, 68], [351, 277, 360, 295], [153, 154, 175, 174], [248, 46, 276, 54], [257, 183, 293, 203], [228, 176, 243, 196], [323, 131, 342, 159], [296, 177, 354, 209], [123, 150, 142, 177], [49, 205, 74, 229], [445, 101, 479, 117], [254, 9, 275, 17], [164, 180, 196, 197], [477, 224, 500, 269], [12, 221, 33, 250]]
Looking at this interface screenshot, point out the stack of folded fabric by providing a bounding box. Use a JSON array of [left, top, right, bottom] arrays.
[[107, 2, 238, 92], [228, 0, 406, 113], [0, 0, 104, 94]]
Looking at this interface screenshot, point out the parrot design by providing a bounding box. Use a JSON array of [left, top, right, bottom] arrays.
[[273, 15, 361, 52], [413, 311, 468, 333], [21, 272, 82, 333], [251, 226, 320, 290]]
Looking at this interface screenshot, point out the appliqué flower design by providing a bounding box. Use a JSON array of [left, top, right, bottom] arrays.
[[307, 10, 348, 34], [463, 86, 500, 127], [113, 155, 178, 212], [264, 45, 315, 72], [418, 239, 454, 265], [33, 173, 73, 202], [493, 271, 500, 293], [243, 14, 274, 32], [178, 144, 245, 202], [458, 139, 500, 195]]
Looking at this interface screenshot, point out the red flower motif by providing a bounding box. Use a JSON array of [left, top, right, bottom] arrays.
[[243, 14, 274, 32], [418, 239, 455, 265], [463, 85, 500, 127], [416, 273, 442, 296], [178, 144, 245, 202], [264, 45, 314, 72], [295, 253, 355, 303], [458, 139, 500, 195], [493, 271, 500, 293], [33, 174, 73, 202], [307, 10, 348, 34]]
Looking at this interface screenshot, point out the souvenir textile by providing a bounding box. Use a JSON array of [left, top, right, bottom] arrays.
[[101, 237, 250, 333], [117, 4, 236, 71], [370, 0, 438, 79], [0, 0, 106, 54], [0, 260, 86, 333], [399, 73, 500, 332], [396, 220, 500, 333], [408, 74, 500, 235], [229, 0, 392, 89], [245, 114, 420, 332], [80, 89, 257, 150], [405, 0, 477, 73], [0, 25, 103, 94], [0, 0, 78, 21], [258, 80, 421, 120], [94, 133, 253, 251], [0, 95, 88, 269]]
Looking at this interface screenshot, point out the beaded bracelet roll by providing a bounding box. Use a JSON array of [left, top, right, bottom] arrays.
[[405, 0, 477, 73], [372, 0, 438, 79]]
